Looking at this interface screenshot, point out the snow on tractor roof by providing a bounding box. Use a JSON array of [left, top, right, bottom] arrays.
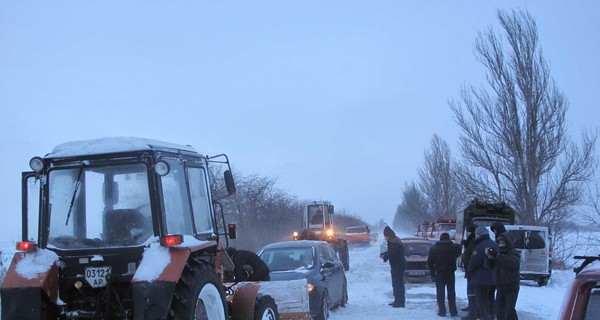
[[47, 137, 198, 158]]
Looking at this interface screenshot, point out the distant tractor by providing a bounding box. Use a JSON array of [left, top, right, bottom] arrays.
[[0, 137, 294, 320], [292, 201, 350, 271]]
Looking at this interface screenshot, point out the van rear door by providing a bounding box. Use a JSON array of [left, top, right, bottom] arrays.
[[505, 228, 549, 276]]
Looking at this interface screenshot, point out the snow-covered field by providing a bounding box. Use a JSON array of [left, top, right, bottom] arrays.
[[0, 237, 579, 319]]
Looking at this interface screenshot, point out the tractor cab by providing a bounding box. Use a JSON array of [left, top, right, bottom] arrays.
[[306, 202, 335, 239], [292, 201, 350, 271]]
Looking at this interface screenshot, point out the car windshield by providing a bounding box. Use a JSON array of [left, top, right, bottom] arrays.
[[347, 226, 367, 234], [260, 247, 315, 271], [47, 163, 153, 249], [404, 243, 432, 256]]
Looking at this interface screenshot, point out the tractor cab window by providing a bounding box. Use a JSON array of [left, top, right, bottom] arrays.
[[187, 167, 213, 236], [308, 205, 324, 228], [24, 174, 40, 243], [161, 159, 194, 236], [47, 163, 153, 249]]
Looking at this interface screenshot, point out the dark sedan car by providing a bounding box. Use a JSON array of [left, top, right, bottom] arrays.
[[258, 240, 348, 320], [401, 237, 433, 281]]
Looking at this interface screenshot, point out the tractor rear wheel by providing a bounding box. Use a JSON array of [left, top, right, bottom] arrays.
[[339, 242, 349, 271], [169, 258, 227, 320], [254, 294, 278, 320]]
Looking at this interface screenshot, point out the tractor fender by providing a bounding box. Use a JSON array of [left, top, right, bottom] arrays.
[[1, 250, 60, 319], [131, 240, 218, 320], [230, 281, 261, 320]]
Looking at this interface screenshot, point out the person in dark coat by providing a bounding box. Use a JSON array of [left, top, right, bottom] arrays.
[[490, 222, 507, 241], [380, 226, 407, 308], [465, 227, 498, 320], [485, 234, 521, 320], [226, 247, 270, 282], [427, 232, 462, 317], [460, 224, 477, 313]]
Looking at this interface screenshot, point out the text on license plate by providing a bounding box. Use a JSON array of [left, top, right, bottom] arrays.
[[85, 266, 111, 288], [408, 271, 425, 276]]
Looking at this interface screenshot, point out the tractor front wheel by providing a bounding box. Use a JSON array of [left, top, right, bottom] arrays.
[[169, 258, 227, 320], [254, 294, 278, 320], [339, 241, 350, 271]]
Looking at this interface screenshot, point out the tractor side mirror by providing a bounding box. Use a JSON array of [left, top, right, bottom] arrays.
[[228, 223, 237, 240], [224, 170, 236, 195], [328, 204, 334, 214]]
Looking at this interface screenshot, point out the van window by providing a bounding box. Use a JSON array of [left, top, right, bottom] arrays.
[[505, 230, 546, 250]]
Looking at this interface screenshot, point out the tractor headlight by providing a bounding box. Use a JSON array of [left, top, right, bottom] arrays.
[[326, 229, 334, 237], [29, 157, 44, 173], [154, 161, 170, 176]]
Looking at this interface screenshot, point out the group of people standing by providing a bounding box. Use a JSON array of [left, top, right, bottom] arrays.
[[380, 222, 521, 319]]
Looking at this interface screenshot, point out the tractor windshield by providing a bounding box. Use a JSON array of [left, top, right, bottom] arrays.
[[47, 163, 153, 249]]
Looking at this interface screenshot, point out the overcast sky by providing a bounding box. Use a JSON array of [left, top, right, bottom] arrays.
[[1, 1, 598, 241]]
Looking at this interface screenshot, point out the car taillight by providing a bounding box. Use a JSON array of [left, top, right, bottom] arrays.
[[16, 241, 37, 252], [160, 235, 183, 247]]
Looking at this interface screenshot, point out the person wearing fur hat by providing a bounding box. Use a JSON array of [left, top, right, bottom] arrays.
[[380, 226, 407, 308], [490, 222, 507, 241], [485, 234, 521, 320], [464, 227, 498, 320], [427, 232, 462, 317]]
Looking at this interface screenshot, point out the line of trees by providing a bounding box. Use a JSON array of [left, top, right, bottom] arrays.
[[210, 168, 371, 251], [394, 9, 598, 265]]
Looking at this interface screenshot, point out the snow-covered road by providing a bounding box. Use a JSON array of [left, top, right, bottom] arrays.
[[329, 241, 568, 320]]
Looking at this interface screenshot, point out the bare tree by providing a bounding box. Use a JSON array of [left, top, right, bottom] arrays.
[[581, 178, 600, 244], [450, 9, 597, 225], [418, 134, 463, 220], [393, 182, 429, 234]]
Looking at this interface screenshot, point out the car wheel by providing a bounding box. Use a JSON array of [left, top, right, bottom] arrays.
[[340, 278, 348, 307], [316, 290, 330, 320]]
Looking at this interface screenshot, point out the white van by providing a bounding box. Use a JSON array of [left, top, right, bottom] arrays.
[[503, 225, 552, 286]]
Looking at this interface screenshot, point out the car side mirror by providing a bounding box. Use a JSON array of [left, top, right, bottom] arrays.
[[321, 261, 335, 269]]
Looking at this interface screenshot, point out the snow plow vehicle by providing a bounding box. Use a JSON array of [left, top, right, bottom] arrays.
[[292, 201, 350, 271], [1, 137, 310, 320], [345, 225, 372, 245]]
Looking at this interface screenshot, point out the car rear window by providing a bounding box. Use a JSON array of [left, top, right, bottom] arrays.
[[404, 243, 432, 256], [505, 230, 546, 249]]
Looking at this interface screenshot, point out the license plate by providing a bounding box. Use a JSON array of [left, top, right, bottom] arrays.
[[85, 266, 111, 288], [409, 270, 425, 276]]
